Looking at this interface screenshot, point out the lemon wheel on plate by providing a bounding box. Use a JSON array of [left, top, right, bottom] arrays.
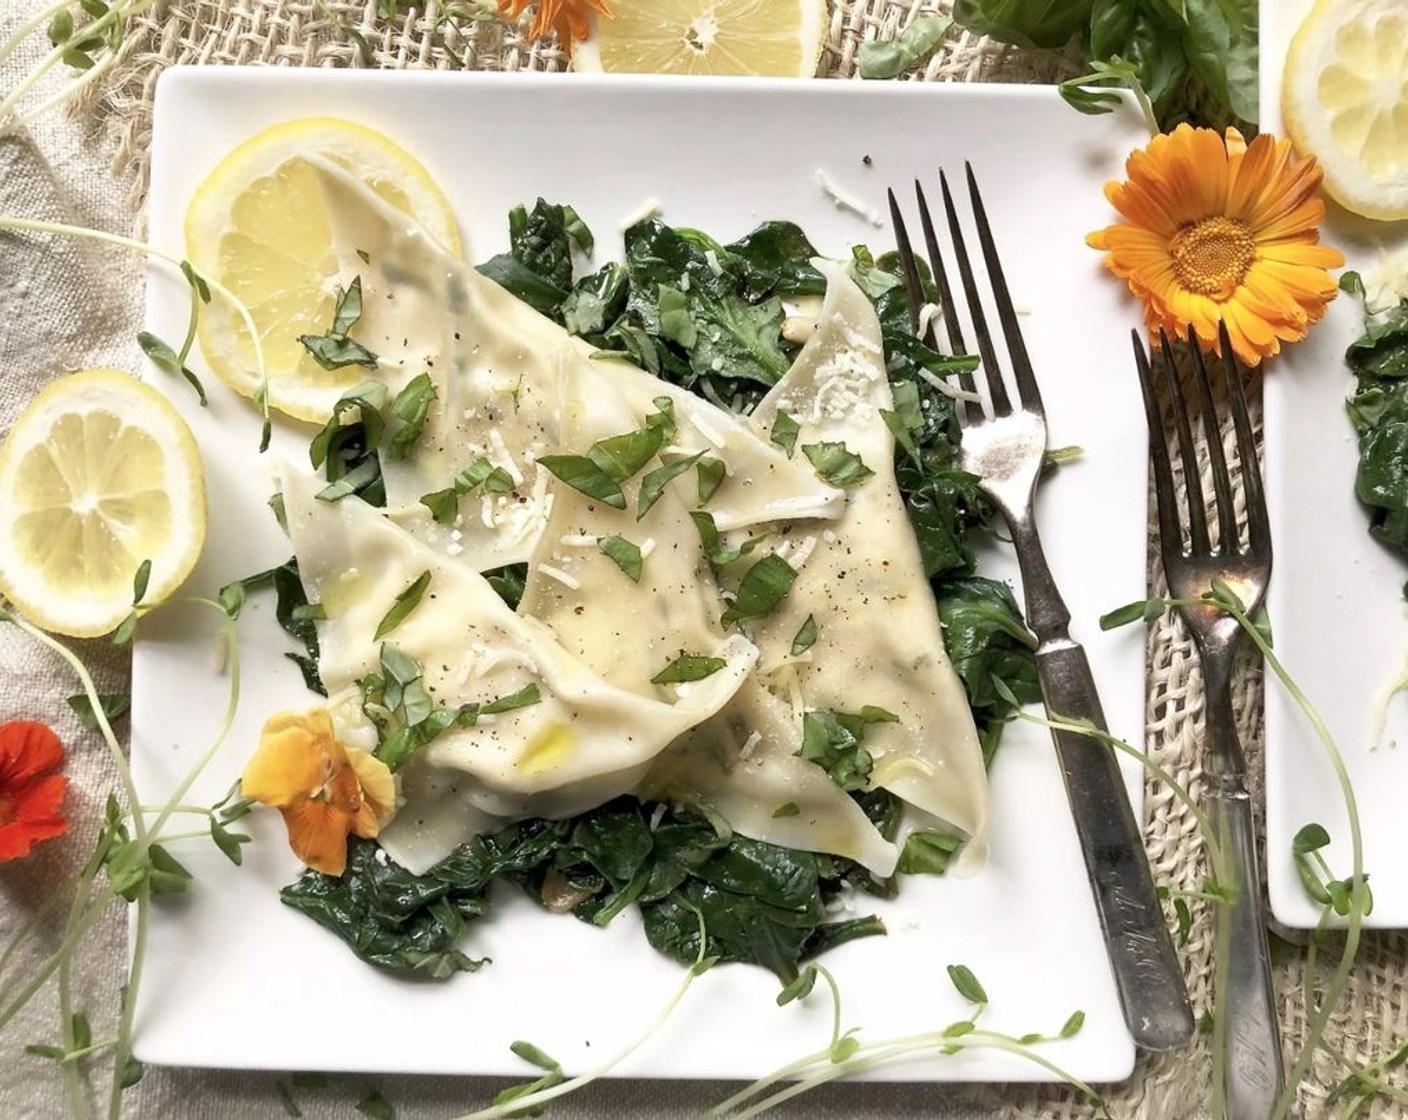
[[1282, 0, 1408, 221], [0, 369, 207, 638], [184, 117, 462, 422], [571, 0, 828, 77]]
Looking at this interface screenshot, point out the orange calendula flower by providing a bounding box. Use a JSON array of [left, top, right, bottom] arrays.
[[0, 720, 68, 862], [499, 0, 612, 59], [1087, 123, 1345, 367], [242, 710, 395, 877]]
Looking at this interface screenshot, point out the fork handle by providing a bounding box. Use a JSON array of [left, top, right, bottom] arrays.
[[1207, 777, 1285, 1118], [1038, 638, 1196, 1052]]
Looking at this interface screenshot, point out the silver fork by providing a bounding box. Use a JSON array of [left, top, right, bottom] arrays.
[[1133, 326, 1284, 1116], [888, 167, 1194, 1053]]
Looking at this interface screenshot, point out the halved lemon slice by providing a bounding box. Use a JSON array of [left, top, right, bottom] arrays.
[[0, 370, 206, 638], [184, 117, 462, 422], [1283, 0, 1408, 221], [571, 0, 827, 77]]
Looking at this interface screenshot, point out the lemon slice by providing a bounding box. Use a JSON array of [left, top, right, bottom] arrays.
[[0, 370, 207, 638], [571, 0, 826, 77], [1283, 0, 1408, 221], [185, 118, 462, 422]]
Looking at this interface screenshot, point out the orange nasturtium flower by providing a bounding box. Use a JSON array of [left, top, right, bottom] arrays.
[[1087, 124, 1345, 368], [241, 710, 395, 877], [0, 720, 69, 862], [499, 0, 612, 59]]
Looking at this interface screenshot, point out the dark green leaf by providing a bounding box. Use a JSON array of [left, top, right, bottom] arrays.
[[588, 426, 664, 481], [770, 411, 800, 457], [802, 441, 874, 487], [538, 454, 626, 509], [651, 653, 727, 685], [67, 692, 131, 731], [638, 452, 704, 518], [696, 456, 726, 504], [598, 535, 643, 581], [952, 0, 1093, 50], [790, 614, 818, 656], [690, 511, 767, 567], [299, 333, 378, 371], [374, 570, 431, 640], [898, 829, 963, 875], [482, 683, 542, 715], [799, 710, 874, 791], [386, 373, 437, 461], [721, 554, 798, 628]]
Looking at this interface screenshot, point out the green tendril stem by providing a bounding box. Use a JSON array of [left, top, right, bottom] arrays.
[[0, 216, 268, 430], [0, 0, 75, 70]]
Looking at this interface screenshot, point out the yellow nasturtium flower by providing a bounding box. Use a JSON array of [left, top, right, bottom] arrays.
[[242, 709, 395, 877]]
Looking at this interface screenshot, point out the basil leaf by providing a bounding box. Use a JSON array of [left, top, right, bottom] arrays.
[[538, 454, 626, 509], [799, 709, 874, 791], [374, 570, 431, 640], [482, 683, 542, 715], [638, 452, 704, 518], [721, 554, 797, 628], [696, 456, 726, 504], [690, 511, 767, 567], [299, 334, 379, 371], [802, 441, 874, 487], [790, 614, 818, 655], [419, 488, 460, 525], [772, 802, 801, 819], [588, 426, 664, 481], [651, 653, 727, 684], [770, 411, 800, 457], [385, 373, 437, 461], [898, 829, 963, 874], [598, 535, 643, 581], [332, 275, 366, 336]]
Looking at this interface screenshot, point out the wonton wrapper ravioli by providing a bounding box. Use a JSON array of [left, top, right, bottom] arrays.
[[514, 363, 899, 877], [280, 470, 757, 842], [304, 160, 843, 572], [748, 262, 989, 863]]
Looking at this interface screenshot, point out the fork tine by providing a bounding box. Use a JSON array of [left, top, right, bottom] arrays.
[[1132, 331, 1185, 559], [1159, 329, 1211, 555], [1187, 328, 1239, 554], [1220, 321, 1270, 553], [886, 188, 927, 341], [914, 181, 968, 357], [965, 162, 1042, 413], [940, 169, 1010, 416]]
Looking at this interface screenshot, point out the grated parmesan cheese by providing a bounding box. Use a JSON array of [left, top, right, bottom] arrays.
[[815, 169, 884, 227], [618, 197, 662, 230], [538, 564, 581, 590]]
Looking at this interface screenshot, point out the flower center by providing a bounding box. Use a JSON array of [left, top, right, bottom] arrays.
[[1169, 217, 1256, 299]]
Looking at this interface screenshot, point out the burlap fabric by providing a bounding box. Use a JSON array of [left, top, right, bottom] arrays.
[[1, 2, 1398, 1118]]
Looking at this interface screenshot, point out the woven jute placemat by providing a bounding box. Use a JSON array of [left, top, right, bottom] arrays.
[[4, 2, 1403, 1117]]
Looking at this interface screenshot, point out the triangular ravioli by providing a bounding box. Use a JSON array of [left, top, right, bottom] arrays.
[[747, 261, 989, 861]]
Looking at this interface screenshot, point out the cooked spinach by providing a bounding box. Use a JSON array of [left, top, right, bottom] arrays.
[[1345, 285, 1408, 555], [220, 558, 324, 695], [285, 800, 887, 983]]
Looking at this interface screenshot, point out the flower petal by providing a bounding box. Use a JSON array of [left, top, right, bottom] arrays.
[[280, 799, 354, 877], [0, 721, 64, 786], [242, 710, 342, 808]]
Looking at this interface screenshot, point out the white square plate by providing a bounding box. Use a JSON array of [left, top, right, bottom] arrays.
[[1262, 2, 1408, 929], [134, 67, 1151, 1081]]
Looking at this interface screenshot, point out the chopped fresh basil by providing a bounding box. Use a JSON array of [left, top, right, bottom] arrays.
[[298, 277, 378, 371], [772, 802, 801, 819], [690, 511, 767, 567], [696, 456, 726, 504], [374, 570, 431, 640], [420, 457, 516, 525], [537, 454, 626, 509], [385, 373, 437, 461], [858, 13, 953, 78], [598, 535, 643, 581], [588, 426, 664, 481], [638, 452, 704, 518], [790, 614, 818, 656], [770, 410, 800, 457], [720, 554, 797, 628], [481, 683, 542, 715], [898, 829, 964, 875], [651, 653, 727, 685], [802, 441, 874, 487]]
